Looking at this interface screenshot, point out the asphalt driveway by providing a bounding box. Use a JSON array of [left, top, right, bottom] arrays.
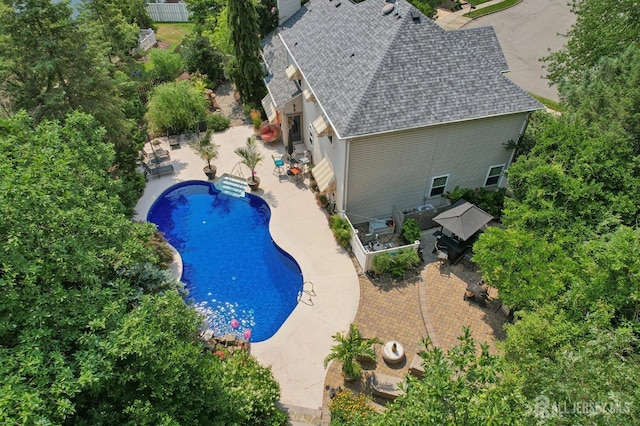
[[464, 0, 576, 102]]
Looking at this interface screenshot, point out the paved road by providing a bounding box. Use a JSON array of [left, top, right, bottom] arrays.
[[464, 0, 576, 102]]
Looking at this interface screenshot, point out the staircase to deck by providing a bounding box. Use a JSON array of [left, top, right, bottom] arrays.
[[217, 174, 247, 198]]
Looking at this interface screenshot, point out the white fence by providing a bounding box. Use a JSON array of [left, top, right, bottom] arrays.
[[138, 29, 157, 51], [146, 3, 190, 22], [345, 215, 421, 272]]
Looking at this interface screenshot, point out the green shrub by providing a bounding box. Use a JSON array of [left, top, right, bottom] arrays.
[[146, 81, 207, 135], [148, 49, 184, 82], [372, 249, 421, 277], [329, 215, 352, 248], [372, 252, 395, 275], [318, 194, 329, 207], [444, 186, 507, 219], [395, 248, 421, 270], [206, 114, 230, 132], [402, 218, 421, 244], [329, 390, 376, 426]]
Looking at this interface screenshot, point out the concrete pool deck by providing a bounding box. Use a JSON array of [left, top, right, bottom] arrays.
[[134, 125, 360, 414]]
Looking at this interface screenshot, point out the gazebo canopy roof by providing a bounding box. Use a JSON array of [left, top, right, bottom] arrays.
[[433, 199, 493, 241]]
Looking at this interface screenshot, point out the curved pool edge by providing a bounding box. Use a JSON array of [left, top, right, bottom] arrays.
[[145, 180, 304, 343], [167, 243, 183, 283]]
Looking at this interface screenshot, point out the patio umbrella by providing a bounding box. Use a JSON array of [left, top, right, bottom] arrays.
[[432, 199, 493, 241], [286, 137, 294, 155]]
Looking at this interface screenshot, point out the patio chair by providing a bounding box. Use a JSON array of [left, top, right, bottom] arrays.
[[141, 161, 174, 178], [143, 149, 170, 163], [272, 154, 285, 176]]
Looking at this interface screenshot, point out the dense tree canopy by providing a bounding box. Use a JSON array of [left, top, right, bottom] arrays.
[[543, 0, 640, 89], [467, 3, 640, 422], [0, 112, 286, 424], [0, 0, 147, 213]]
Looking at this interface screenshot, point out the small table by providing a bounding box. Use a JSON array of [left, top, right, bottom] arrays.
[[382, 341, 405, 364], [288, 166, 303, 183], [297, 156, 310, 172]]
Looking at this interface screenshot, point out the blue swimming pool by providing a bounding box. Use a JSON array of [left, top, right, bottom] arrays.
[[147, 181, 303, 342]]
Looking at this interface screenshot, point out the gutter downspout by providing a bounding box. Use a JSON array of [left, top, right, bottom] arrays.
[[341, 138, 350, 216]]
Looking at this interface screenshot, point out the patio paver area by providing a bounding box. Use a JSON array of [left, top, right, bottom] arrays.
[[321, 254, 509, 423]]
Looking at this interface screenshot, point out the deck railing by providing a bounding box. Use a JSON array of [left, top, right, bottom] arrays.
[[343, 213, 420, 272]]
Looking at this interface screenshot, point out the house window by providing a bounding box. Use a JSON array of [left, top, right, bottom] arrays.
[[484, 165, 504, 187], [308, 123, 314, 146], [429, 175, 448, 197]]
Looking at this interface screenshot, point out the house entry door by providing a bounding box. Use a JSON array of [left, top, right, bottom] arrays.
[[288, 115, 302, 144]]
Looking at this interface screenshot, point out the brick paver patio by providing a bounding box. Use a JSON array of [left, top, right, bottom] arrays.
[[320, 246, 509, 423]]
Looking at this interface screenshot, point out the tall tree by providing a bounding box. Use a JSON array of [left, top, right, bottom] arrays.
[[227, 0, 266, 105], [255, 0, 279, 36], [500, 306, 640, 424], [0, 0, 125, 130], [543, 0, 640, 89], [78, 0, 140, 63], [561, 45, 640, 154]]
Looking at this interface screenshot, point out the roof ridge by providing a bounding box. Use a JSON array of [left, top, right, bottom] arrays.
[[342, 4, 413, 134]]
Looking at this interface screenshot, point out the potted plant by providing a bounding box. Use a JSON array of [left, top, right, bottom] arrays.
[[250, 109, 263, 136], [193, 130, 219, 179], [234, 136, 264, 191], [323, 323, 382, 381]]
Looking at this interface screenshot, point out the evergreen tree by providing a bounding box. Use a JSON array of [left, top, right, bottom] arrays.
[[227, 0, 266, 105]]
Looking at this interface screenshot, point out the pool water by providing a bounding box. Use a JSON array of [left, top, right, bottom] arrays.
[[147, 181, 303, 342]]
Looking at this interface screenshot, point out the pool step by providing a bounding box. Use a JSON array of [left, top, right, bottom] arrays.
[[218, 174, 246, 198]]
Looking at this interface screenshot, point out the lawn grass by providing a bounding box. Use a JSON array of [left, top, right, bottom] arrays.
[[466, 0, 493, 5], [155, 23, 194, 50], [464, 0, 521, 18], [530, 93, 564, 113]]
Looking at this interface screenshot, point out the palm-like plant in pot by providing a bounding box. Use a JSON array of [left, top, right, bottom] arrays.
[[193, 129, 219, 179], [234, 136, 264, 190], [324, 323, 382, 381]]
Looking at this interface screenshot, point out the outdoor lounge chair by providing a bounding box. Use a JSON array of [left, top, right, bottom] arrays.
[[141, 161, 174, 178], [371, 372, 405, 400]]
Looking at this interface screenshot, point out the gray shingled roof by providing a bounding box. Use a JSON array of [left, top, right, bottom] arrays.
[[262, 33, 300, 108], [266, 0, 542, 138], [448, 27, 510, 73]]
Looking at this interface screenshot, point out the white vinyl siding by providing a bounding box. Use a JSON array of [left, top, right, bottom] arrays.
[[345, 114, 526, 221], [484, 164, 505, 187], [277, 0, 301, 24]]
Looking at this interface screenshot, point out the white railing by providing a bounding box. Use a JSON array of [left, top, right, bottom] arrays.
[[344, 214, 421, 272], [138, 29, 157, 51], [146, 3, 190, 22]]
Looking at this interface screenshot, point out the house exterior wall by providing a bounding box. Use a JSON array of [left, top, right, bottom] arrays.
[[278, 0, 301, 24], [344, 113, 528, 222], [301, 81, 347, 208]]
